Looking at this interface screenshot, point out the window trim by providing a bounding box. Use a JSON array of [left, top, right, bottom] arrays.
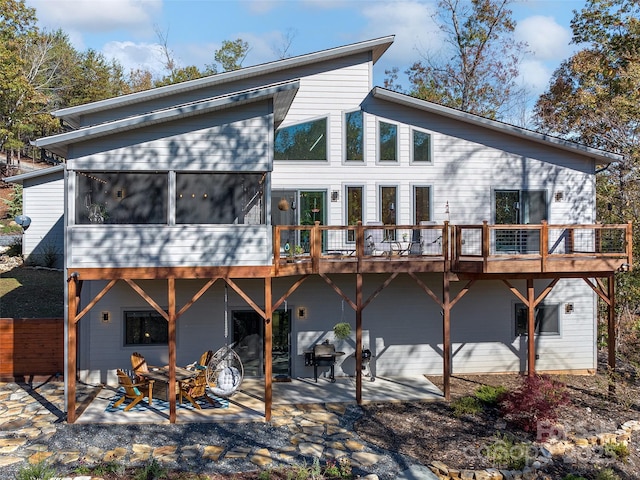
[[344, 109, 364, 163], [513, 302, 561, 337], [412, 184, 432, 225], [377, 119, 398, 163], [410, 128, 433, 164], [274, 115, 330, 163]]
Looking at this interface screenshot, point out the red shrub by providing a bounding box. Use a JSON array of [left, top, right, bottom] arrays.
[[499, 375, 570, 433]]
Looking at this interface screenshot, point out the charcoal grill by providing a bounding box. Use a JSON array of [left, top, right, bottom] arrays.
[[304, 342, 339, 383]]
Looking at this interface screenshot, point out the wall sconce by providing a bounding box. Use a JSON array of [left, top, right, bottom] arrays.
[[101, 311, 111, 323], [297, 306, 307, 319], [564, 303, 574, 314], [618, 263, 631, 272], [14, 215, 31, 230], [331, 191, 339, 202]]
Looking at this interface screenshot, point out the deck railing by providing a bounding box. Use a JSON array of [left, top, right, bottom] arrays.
[[273, 221, 632, 275]]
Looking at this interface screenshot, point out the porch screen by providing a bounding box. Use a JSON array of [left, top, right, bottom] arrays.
[[75, 172, 167, 224], [176, 173, 265, 224]]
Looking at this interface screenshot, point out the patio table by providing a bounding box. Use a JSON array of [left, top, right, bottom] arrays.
[[140, 366, 198, 401]]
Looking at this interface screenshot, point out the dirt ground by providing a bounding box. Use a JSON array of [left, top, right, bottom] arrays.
[[355, 362, 640, 479]]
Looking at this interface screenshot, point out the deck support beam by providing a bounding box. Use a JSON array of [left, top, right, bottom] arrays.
[[608, 275, 616, 393], [442, 273, 451, 400], [168, 278, 177, 423], [527, 278, 536, 376], [265, 277, 273, 420], [66, 273, 79, 424], [356, 273, 363, 404]]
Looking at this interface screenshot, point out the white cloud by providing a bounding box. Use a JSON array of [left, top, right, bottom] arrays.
[[28, 0, 162, 33], [518, 58, 553, 96], [516, 15, 572, 61], [102, 41, 165, 75]]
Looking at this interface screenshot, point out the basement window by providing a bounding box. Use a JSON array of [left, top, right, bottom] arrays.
[[124, 310, 168, 346], [514, 303, 560, 336]]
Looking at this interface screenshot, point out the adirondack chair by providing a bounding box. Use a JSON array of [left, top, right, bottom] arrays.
[[179, 366, 216, 409], [114, 369, 154, 411], [131, 351, 151, 381]]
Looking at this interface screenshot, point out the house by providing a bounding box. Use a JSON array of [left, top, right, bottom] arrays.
[[20, 35, 631, 423]]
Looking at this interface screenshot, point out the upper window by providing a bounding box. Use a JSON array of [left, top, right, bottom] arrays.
[[412, 129, 432, 163], [76, 172, 167, 224], [515, 303, 559, 336], [345, 110, 363, 162], [378, 121, 397, 162], [176, 173, 265, 224], [124, 310, 168, 346], [275, 118, 327, 161]]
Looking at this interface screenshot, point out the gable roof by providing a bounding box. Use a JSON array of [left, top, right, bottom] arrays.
[[54, 36, 395, 129], [33, 80, 300, 157], [371, 87, 623, 165]]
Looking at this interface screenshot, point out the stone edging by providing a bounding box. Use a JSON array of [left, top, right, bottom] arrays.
[[427, 420, 640, 480]]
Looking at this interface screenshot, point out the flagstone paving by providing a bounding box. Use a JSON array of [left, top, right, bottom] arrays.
[[0, 380, 408, 480]]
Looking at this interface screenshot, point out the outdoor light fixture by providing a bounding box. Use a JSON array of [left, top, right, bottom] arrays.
[[618, 263, 631, 272]]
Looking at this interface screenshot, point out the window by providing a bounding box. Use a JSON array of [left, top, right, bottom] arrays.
[[412, 129, 432, 163], [275, 118, 327, 161], [76, 172, 168, 224], [378, 121, 397, 162], [514, 303, 559, 336], [346, 186, 363, 242], [414, 186, 431, 224], [345, 110, 363, 162], [176, 173, 265, 224], [380, 186, 397, 239], [124, 310, 168, 346]]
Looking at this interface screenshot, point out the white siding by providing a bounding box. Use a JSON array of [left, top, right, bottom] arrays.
[[22, 171, 65, 268]]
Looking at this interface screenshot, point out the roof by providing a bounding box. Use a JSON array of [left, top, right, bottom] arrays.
[[371, 88, 623, 164], [33, 80, 300, 157], [54, 36, 395, 129], [4, 164, 65, 185]]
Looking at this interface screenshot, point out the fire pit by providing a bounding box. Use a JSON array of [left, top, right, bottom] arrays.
[[304, 342, 345, 382]]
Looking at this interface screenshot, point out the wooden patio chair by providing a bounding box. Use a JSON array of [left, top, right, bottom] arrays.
[[131, 351, 150, 381], [185, 350, 213, 371], [114, 369, 154, 411], [179, 366, 216, 409]]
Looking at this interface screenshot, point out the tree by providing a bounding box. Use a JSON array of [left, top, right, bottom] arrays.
[[533, 0, 640, 349], [390, 0, 528, 121], [213, 38, 250, 72]]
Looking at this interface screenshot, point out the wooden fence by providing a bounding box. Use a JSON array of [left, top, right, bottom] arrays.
[[0, 318, 64, 380]]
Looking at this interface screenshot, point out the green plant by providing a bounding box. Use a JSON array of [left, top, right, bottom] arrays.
[[15, 460, 56, 480], [310, 457, 322, 480], [333, 322, 351, 340], [563, 475, 588, 480], [337, 457, 352, 478], [474, 384, 507, 405], [481, 433, 529, 470], [603, 442, 630, 461], [293, 244, 304, 255], [31, 241, 61, 268], [258, 468, 272, 480], [594, 468, 622, 480], [499, 374, 570, 433], [323, 459, 341, 478], [133, 458, 166, 480], [2, 184, 22, 218], [451, 395, 482, 417]]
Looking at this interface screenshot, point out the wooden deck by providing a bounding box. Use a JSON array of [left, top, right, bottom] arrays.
[[274, 221, 633, 277]]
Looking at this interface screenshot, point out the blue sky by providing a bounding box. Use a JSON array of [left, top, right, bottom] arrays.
[[26, 0, 585, 106]]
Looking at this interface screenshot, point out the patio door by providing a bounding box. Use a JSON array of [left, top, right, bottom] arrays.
[[232, 309, 291, 378], [495, 190, 547, 253], [271, 190, 327, 253]]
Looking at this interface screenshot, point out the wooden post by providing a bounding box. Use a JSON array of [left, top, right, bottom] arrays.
[[356, 273, 363, 404], [443, 273, 451, 400], [313, 221, 321, 273], [608, 274, 616, 394], [168, 277, 177, 423], [482, 221, 490, 272], [443, 221, 450, 269], [541, 221, 548, 272], [527, 278, 536, 377], [264, 277, 273, 420], [66, 274, 78, 424]]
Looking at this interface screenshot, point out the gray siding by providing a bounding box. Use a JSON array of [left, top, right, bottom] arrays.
[[22, 171, 65, 269]]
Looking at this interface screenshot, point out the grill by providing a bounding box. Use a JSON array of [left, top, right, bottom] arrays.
[[304, 343, 338, 383]]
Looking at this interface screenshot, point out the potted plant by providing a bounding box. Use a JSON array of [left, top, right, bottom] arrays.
[[333, 322, 351, 341]]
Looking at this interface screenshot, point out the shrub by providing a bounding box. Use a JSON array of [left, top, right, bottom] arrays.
[[474, 384, 507, 405], [481, 432, 530, 470], [2, 184, 22, 218], [452, 395, 483, 417], [499, 374, 570, 433], [595, 468, 622, 480], [133, 459, 166, 480], [563, 475, 588, 480], [15, 461, 56, 480], [603, 442, 629, 461]]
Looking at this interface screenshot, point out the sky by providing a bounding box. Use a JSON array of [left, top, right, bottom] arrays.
[[24, 0, 586, 107]]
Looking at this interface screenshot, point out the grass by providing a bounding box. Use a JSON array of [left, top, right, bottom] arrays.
[[0, 266, 64, 318]]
